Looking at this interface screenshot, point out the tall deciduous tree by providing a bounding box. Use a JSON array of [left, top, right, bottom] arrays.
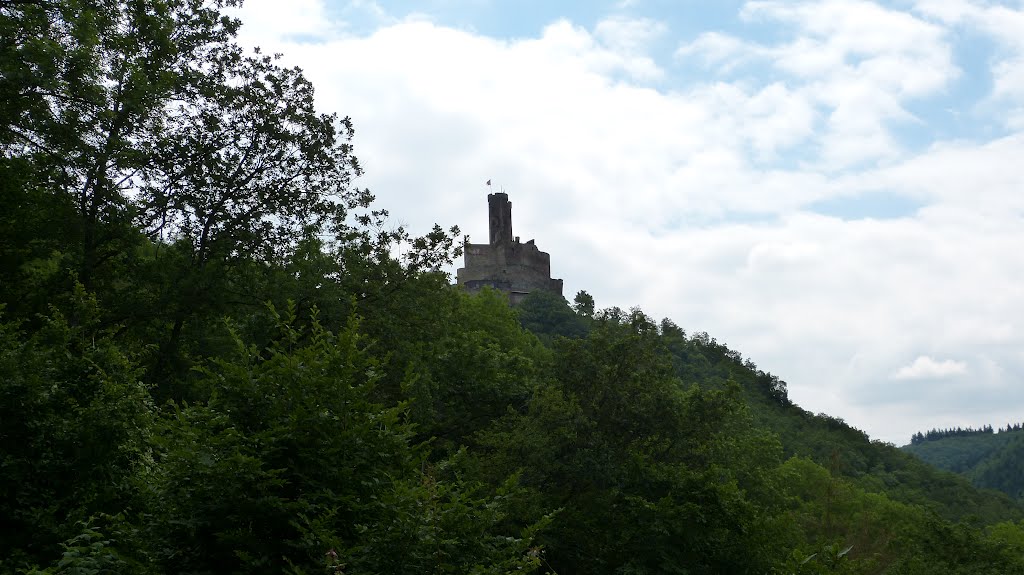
[[1, 0, 241, 292], [131, 41, 370, 386], [139, 49, 364, 266]]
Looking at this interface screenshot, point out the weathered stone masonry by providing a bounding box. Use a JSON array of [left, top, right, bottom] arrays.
[[456, 193, 563, 305]]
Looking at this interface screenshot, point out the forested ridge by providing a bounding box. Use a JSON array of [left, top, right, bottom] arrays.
[[3, 1, 1024, 573], [903, 425, 1024, 501]]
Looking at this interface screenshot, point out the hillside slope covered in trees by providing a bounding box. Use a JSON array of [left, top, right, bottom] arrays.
[[903, 426, 1024, 500], [519, 291, 1024, 527], [3, 1, 1024, 573]]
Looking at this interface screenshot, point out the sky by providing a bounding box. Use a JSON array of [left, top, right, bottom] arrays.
[[228, 0, 1024, 445]]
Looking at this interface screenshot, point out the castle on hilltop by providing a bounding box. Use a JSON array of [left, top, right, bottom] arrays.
[[456, 192, 563, 305]]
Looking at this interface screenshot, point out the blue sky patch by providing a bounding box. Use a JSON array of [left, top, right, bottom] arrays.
[[807, 191, 923, 220]]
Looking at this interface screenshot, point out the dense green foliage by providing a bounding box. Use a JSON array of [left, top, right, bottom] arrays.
[[904, 427, 1024, 500], [4, 1, 1024, 573]]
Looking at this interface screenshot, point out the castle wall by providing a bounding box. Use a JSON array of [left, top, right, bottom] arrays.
[[456, 192, 563, 301]]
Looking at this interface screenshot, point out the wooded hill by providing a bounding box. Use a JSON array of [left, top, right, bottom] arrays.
[[903, 426, 1024, 501], [3, 1, 1024, 573]]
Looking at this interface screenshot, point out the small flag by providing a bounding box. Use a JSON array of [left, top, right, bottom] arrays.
[[486, 179, 491, 186]]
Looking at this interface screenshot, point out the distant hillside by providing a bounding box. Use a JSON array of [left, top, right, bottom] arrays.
[[903, 427, 1024, 499]]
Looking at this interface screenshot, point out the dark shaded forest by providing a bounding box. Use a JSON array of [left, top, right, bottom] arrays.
[[3, 1, 1024, 573]]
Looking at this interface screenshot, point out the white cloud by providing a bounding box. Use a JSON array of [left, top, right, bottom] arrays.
[[892, 356, 969, 380], [595, 16, 666, 54], [230, 0, 342, 42], [913, 0, 977, 23], [675, 32, 759, 68], [677, 0, 958, 169], [744, 0, 949, 85]]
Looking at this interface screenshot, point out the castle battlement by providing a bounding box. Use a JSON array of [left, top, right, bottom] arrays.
[[456, 192, 563, 304]]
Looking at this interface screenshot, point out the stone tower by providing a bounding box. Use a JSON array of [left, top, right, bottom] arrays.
[[456, 193, 563, 304]]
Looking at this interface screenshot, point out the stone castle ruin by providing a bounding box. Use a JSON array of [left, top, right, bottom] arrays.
[[456, 192, 563, 304]]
